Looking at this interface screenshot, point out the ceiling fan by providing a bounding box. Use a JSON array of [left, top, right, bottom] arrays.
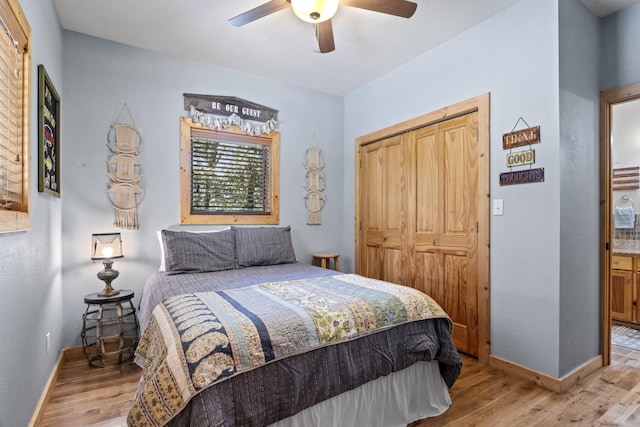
[[229, 0, 418, 53]]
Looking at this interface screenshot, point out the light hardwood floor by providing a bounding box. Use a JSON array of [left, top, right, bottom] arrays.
[[38, 346, 640, 426], [38, 352, 141, 427]]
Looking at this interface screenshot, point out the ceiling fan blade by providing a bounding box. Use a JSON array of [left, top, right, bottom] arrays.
[[228, 0, 291, 27], [315, 20, 335, 53], [340, 0, 417, 18]]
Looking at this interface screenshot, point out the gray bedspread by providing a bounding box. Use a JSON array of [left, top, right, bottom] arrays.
[[138, 263, 339, 330], [165, 317, 460, 427], [134, 263, 462, 427]]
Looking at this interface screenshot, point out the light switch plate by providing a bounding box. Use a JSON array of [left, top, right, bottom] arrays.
[[493, 199, 504, 216]]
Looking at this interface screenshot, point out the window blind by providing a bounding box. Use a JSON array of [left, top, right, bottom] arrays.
[[0, 12, 23, 211], [191, 137, 271, 214]]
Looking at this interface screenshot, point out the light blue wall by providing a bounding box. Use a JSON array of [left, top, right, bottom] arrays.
[[0, 1, 63, 426], [343, 0, 640, 379], [60, 32, 345, 346], [6, 0, 640, 423], [558, 0, 601, 376], [345, 0, 567, 376], [600, 2, 640, 90]]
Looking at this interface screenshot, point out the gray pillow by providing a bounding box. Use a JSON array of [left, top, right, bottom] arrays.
[[161, 229, 236, 275], [233, 226, 297, 267]]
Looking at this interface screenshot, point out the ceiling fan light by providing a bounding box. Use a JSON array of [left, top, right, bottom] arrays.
[[291, 0, 339, 23]]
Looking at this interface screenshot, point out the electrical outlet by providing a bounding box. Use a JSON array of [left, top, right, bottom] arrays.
[[46, 332, 50, 354]]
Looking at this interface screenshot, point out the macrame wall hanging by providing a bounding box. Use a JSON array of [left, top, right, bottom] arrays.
[[106, 104, 144, 229], [304, 146, 325, 225]]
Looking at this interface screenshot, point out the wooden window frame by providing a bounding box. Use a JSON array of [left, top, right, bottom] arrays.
[[0, 0, 31, 233], [179, 117, 280, 225]]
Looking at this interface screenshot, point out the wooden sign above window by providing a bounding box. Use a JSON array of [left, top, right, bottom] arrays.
[[184, 94, 278, 123]]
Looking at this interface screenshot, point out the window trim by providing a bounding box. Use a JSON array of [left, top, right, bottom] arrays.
[[179, 117, 280, 225], [0, 0, 31, 233]]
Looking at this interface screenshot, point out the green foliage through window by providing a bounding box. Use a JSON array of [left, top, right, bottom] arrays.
[[191, 137, 271, 214], [180, 117, 280, 225]]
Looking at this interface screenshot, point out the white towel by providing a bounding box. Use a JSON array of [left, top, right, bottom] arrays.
[[615, 206, 636, 229]]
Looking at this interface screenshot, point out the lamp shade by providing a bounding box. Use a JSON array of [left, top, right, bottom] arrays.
[[91, 233, 123, 260], [291, 0, 339, 23]]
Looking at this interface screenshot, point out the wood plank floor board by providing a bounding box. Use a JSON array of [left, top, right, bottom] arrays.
[[598, 380, 640, 425], [38, 345, 640, 426], [416, 346, 640, 427], [537, 389, 608, 426], [38, 354, 141, 427]]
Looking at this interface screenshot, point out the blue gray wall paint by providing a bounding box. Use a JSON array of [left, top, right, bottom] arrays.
[[600, 2, 640, 90], [60, 31, 345, 347], [0, 1, 64, 426], [344, 0, 604, 377], [346, 0, 567, 376], [5, 0, 640, 424], [558, 0, 601, 377]]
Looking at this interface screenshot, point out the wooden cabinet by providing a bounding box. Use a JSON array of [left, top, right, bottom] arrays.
[[611, 255, 637, 324]]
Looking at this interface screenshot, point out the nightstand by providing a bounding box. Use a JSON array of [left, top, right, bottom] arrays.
[[311, 252, 341, 271], [81, 290, 139, 367]]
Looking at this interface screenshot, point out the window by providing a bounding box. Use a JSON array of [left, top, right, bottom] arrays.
[[180, 117, 280, 224], [0, 0, 30, 233]]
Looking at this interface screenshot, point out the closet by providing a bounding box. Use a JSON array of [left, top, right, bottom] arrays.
[[355, 96, 490, 358]]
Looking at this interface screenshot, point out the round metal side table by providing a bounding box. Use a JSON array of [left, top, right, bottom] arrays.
[[81, 290, 139, 367]]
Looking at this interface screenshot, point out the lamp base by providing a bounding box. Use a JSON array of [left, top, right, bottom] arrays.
[[97, 260, 120, 297], [98, 283, 120, 297]]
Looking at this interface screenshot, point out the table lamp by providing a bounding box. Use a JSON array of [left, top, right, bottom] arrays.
[[91, 233, 123, 297]]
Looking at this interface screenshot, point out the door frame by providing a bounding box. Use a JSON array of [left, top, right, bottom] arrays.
[[601, 81, 640, 366], [354, 93, 491, 363]]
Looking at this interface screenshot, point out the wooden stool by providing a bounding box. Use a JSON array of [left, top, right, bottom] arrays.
[[311, 253, 340, 271]]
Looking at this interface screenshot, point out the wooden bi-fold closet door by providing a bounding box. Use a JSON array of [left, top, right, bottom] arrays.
[[359, 133, 409, 287], [358, 112, 479, 356]]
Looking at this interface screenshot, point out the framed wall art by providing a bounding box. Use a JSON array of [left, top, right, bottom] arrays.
[[38, 64, 60, 197]]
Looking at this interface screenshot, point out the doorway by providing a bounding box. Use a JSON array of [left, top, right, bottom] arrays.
[[601, 81, 640, 366]]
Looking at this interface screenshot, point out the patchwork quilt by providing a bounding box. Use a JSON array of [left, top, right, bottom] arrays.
[[128, 274, 453, 427]]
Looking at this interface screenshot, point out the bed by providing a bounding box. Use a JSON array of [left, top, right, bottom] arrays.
[[127, 227, 462, 427]]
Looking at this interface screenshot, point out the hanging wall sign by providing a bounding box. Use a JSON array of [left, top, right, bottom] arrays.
[[612, 166, 640, 190], [500, 168, 545, 186], [502, 125, 540, 150], [184, 94, 278, 122], [184, 94, 278, 136], [500, 118, 543, 185], [506, 149, 535, 167]]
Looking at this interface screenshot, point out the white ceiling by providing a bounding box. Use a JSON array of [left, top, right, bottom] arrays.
[[579, 0, 640, 17], [53, 0, 640, 96]]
